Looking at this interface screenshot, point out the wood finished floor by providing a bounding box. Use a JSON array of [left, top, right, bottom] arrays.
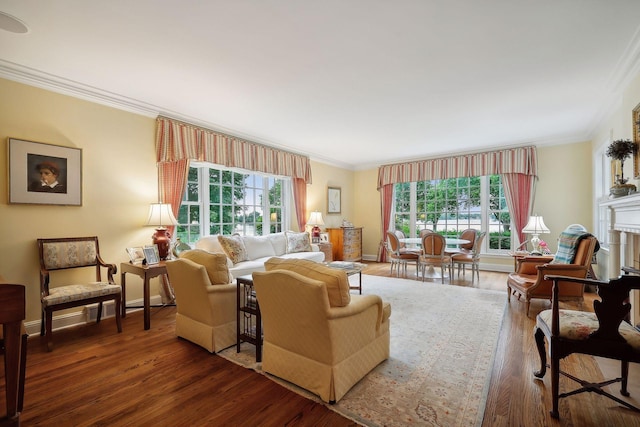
[[2, 262, 640, 426]]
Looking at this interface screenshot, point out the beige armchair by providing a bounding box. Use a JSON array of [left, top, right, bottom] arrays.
[[165, 250, 237, 353], [253, 258, 391, 403]]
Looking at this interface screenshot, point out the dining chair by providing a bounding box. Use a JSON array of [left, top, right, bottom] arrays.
[[386, 231, 420, 277], [418, 233, 452, 283], [451, 231, 486, 284]]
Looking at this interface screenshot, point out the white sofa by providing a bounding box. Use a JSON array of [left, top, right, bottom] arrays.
[[195, 232, 325, 278]]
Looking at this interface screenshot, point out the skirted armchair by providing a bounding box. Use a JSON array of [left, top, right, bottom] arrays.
[[253, 258, 391, 403], [165, 250, 237, 353]]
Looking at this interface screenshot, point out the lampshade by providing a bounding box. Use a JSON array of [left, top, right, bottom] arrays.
[[307, 211, 325, 226], [522, 216, 550, 235], [146, 203, 178, 229]]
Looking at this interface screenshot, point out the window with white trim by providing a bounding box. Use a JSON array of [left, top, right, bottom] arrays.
[[176, 164, 288, 245], [393, 175, 512, 252]]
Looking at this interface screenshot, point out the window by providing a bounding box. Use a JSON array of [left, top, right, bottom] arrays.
[[394, 175, 511, 252], [175, 164, 288, 245]]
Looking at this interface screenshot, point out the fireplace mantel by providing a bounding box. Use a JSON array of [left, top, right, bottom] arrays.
[[600, 193, 640, 324]]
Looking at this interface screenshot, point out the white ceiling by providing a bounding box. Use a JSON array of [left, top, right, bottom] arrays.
[[1, 1, 640, 170]]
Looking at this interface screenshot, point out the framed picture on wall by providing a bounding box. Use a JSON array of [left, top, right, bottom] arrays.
[[8, 138, 82, 205], [327, 186, 341, 214]]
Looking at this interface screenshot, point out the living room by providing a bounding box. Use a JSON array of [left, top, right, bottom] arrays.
[[2, 2, 640, 426]]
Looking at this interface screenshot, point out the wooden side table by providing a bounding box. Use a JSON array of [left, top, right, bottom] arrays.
[[236, 275, 262, 362], [120, 262, 170, 330], [317, 242, 333, 262]]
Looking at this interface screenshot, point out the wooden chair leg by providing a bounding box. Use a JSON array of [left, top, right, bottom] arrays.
[[533, 327, 547, 378], [550, 347, 560, 419], [96, 302, 103, 323], [621, 360, 630, 396], [46, 310, 53, 352]]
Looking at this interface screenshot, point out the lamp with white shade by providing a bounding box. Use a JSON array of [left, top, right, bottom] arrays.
[[307, 211, 325, 243], [147, 203, 178, 260], [522, 215, 550, 255]]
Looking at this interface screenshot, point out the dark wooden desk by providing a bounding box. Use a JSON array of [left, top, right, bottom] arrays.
[[0, 284, 25, 427], [120, 262, 168, 330]]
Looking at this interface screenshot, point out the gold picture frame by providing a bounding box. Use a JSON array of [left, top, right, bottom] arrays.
[[633, 102, 640, 179]]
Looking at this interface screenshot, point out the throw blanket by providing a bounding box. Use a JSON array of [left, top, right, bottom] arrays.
[[552, 225, 599, 264]]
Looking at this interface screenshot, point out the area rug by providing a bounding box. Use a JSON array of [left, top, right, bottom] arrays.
[[218, 274, 506, 427]]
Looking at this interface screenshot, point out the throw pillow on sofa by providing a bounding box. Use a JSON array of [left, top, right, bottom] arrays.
[[179, 249, 233, 284], [243, 235, 277, 260], [285, 231, 312, 253], [218, 235, 248, 264], [264, 257, 351, 307]]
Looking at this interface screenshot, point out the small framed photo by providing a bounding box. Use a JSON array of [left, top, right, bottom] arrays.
[[143, 245, 160, 265], [8, 138, 82, 205], [327, 186, 341, 214], [320, 232, 329, 243], [126, 247, 145, 264]]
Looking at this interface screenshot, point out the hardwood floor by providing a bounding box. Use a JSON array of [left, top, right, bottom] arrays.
[[2, 262, 640, 426]]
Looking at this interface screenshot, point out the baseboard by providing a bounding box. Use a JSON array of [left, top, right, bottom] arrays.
[[23, 295, 163, 336]]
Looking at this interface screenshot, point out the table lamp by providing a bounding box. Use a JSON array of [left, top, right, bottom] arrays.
[[522, 215, 550, 255], [146, 203, 178, 260], [307, 211, 324, 243]]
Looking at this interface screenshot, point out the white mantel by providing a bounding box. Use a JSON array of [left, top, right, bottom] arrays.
[[600, 192, 640, 325]]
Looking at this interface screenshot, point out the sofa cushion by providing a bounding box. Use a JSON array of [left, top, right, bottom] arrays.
[[218, 235, 248, 264], [264, 257, 351, 307], [267, 233, 288, 256], [195, 235, 224, 253], [243, 235, 277, 260], [285, 231, 312, 253], [179, 249, 232, 285]]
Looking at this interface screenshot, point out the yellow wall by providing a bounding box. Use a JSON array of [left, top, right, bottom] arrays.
[[0, 78, 158, 323]]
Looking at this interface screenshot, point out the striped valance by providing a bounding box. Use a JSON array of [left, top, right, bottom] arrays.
[[155, 116, 312, 183], [377, 146, 537, 188]]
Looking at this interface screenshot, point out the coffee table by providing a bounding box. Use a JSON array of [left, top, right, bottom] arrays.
[[325, 261, 366, 294]]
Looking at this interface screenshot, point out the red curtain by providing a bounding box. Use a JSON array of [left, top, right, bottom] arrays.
[[377, 184, 394, 262], [501, 173, 536, 248], [158, 159, 189, 237], [292, 178, 307, 232]]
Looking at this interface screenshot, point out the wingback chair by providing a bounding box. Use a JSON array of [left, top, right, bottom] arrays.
[[507, 226, 599, 316], [165, 250, 237, 353], [254, 258, 391, 403]]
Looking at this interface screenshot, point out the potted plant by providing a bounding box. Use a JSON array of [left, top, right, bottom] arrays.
[[606, 139, 638, 197]]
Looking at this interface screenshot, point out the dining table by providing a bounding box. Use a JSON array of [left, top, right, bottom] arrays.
[[398, 236, 471, 279]]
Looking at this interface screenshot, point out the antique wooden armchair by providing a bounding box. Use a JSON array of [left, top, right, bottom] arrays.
[[37, 236, 122, 351], [534, 267, 640, 418]]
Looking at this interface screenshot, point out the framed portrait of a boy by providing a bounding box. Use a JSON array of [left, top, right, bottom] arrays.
[[8, 138, 82, 206]]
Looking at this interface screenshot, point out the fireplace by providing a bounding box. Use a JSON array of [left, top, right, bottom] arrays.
[[600, 193, 640, 325]]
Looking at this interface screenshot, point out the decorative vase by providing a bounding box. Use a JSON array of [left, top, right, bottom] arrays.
[[610, 183, 636, 198]]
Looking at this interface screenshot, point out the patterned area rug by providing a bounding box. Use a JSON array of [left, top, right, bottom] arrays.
[[218, 274, 506, 427]]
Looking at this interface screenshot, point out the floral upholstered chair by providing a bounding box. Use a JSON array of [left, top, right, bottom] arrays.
[[37, 236, 122, 351]]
